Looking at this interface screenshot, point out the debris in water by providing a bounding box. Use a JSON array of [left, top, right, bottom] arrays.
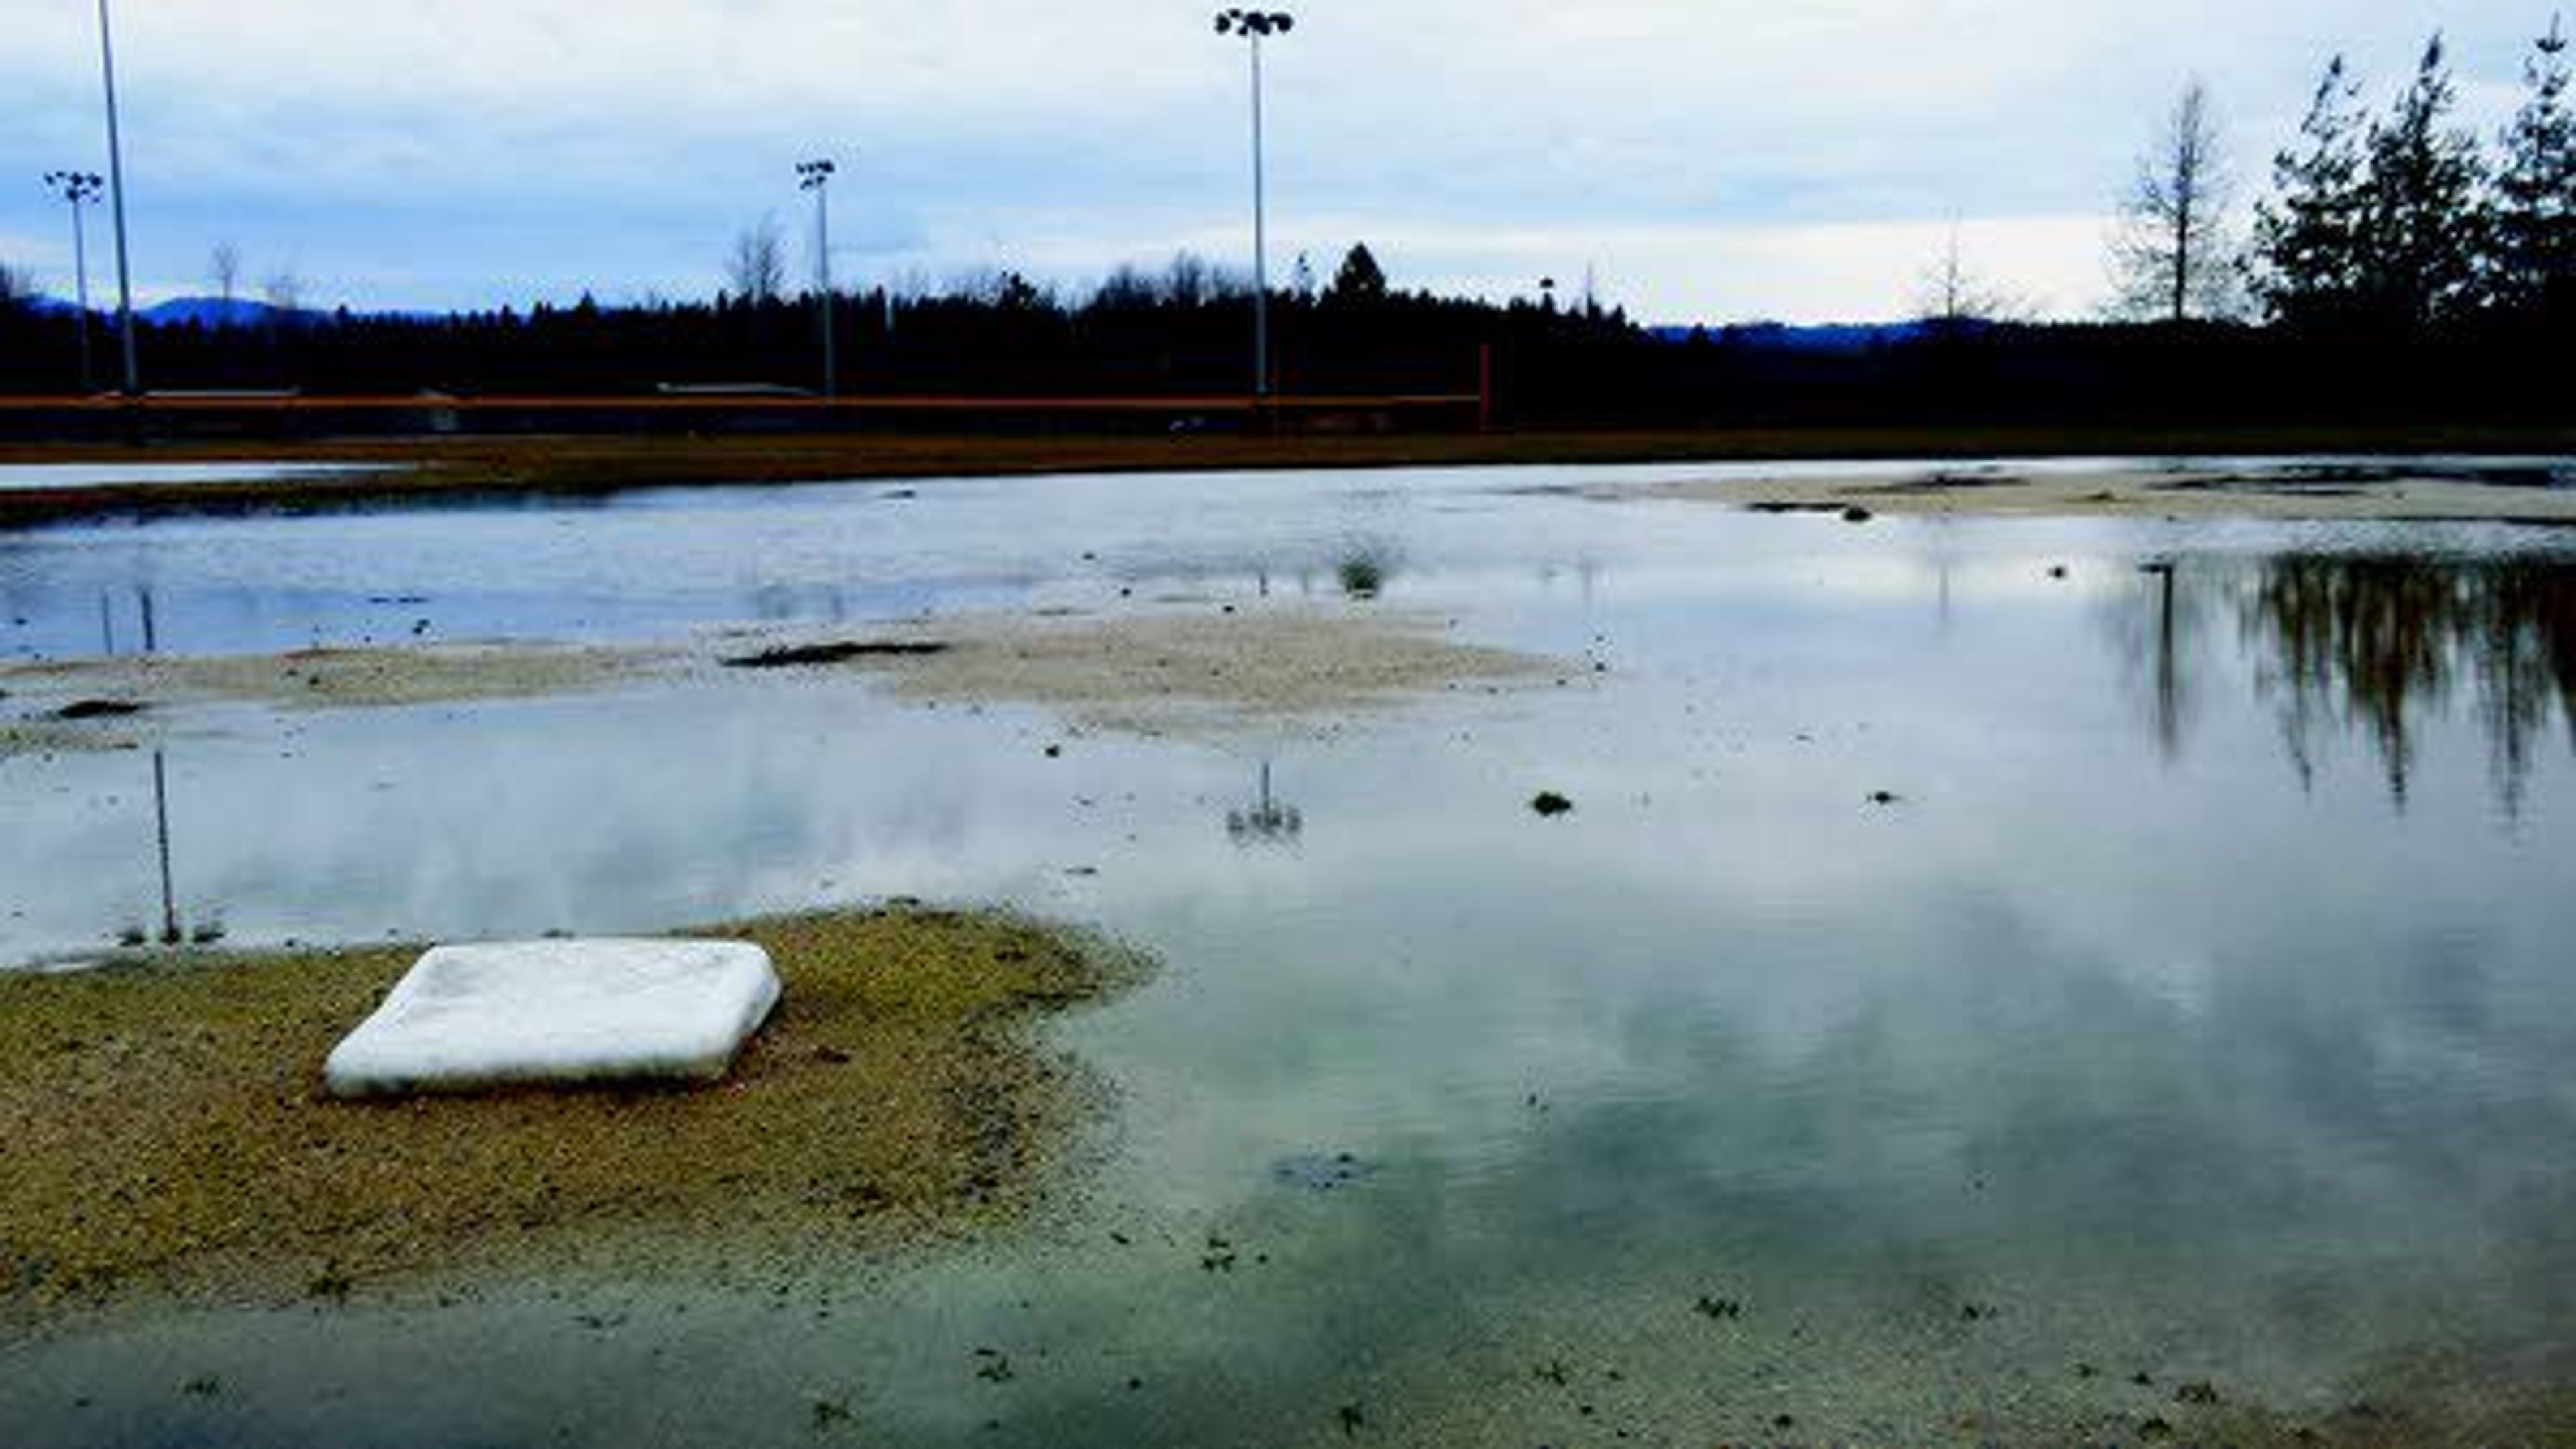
[[722, 641, 951, 669], [54, 700, 146, 721], [1270, 1152, 1377, 1192], [1532, 791, 1576, 818]]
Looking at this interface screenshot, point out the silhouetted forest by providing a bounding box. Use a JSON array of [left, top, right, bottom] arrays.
[[0, 256, 2563, 430]]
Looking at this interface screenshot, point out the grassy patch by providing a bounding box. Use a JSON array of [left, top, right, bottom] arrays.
[[0, 906, 1145, 1325]]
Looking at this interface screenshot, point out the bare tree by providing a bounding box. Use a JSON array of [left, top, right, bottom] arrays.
[[1164, 251, 1228, 305], [261, 269, 306, 330], [725, 216, 786, 304], [0, 260, 34, 313], [209, 241, 242, 307], [1917, 227, 2023, 327], [2112, 79, 2242, 322]]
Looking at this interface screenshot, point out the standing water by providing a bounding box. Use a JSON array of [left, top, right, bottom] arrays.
[[2, 460, 2573, 1446]]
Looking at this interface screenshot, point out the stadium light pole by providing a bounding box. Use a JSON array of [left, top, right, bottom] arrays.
[[95, 0, 141, 397], [43, 170, 105, 394], [798, 158, 838, 399], [1214, 9, 1293, 400]]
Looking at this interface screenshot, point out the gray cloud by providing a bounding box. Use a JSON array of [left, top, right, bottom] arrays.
[[1, 1, 2551, 319]]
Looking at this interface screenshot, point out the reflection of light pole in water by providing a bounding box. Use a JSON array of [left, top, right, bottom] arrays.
[[150, 749, 179, 945], [1227, 760, 1303, 845], [2147, 559, 2182, 761], [1213, 8, 1294, 400]]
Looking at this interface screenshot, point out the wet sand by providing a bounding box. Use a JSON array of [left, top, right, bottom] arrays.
[[0, 907, 1144, 1332], [3, 605, 1559, 755], [0, 642, 658, 723], [729, 605, 1557, 737], [0, 719, 148, 758], [1639, 462, 2576, 524]]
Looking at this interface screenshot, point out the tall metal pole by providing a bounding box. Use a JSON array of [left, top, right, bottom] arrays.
[[799, 158, 839, 400], [96, 0, 141, 397], [46, 172, 101, 394], [817, 176, 835, 399], [70, 196, 94, 393], [1250, 32, 1269, 399], [1216, 12, 1291, 398]]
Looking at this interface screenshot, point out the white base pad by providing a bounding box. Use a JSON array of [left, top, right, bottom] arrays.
[[325, 939, 782, 1098]]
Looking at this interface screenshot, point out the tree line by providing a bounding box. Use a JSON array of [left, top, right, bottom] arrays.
[[2110, 21, 2571, 333]]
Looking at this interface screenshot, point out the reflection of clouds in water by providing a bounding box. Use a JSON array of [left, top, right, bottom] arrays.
[[5, 472, 2576, 1441], [0, 688, 1205, 957]]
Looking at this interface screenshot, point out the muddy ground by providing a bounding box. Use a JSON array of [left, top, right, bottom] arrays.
[[0, 906, 1146, 1334]]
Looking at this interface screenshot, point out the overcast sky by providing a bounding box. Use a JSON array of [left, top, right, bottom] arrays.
[[1, 1, 2554, 323]]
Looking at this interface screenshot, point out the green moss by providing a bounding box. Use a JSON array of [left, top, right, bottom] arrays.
[[0, 906, 1144, 1323]]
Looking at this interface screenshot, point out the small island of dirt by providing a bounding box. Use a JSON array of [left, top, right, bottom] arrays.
[[0, 906, 1146, 1334]]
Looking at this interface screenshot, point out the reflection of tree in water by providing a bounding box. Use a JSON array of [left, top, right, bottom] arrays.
[[2474, 566, 2576, 813], [2239, 556, 2576, 811]]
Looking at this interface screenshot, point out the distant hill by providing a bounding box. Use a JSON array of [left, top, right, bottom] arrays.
[[1649, 321, 1933, 352], [140, 296, 311, 329], [11, 294, 314, 328]]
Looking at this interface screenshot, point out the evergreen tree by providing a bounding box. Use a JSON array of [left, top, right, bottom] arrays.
[[2357, 35, 2488, 327], [2251, 57, 2371, 326], [2489, 16, 2575, 317], [1330, 244, 1388, 304]]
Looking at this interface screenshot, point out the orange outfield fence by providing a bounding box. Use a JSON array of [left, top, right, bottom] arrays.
[[0, 391, 1481, 413], [0, 388, 1493, 441]]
